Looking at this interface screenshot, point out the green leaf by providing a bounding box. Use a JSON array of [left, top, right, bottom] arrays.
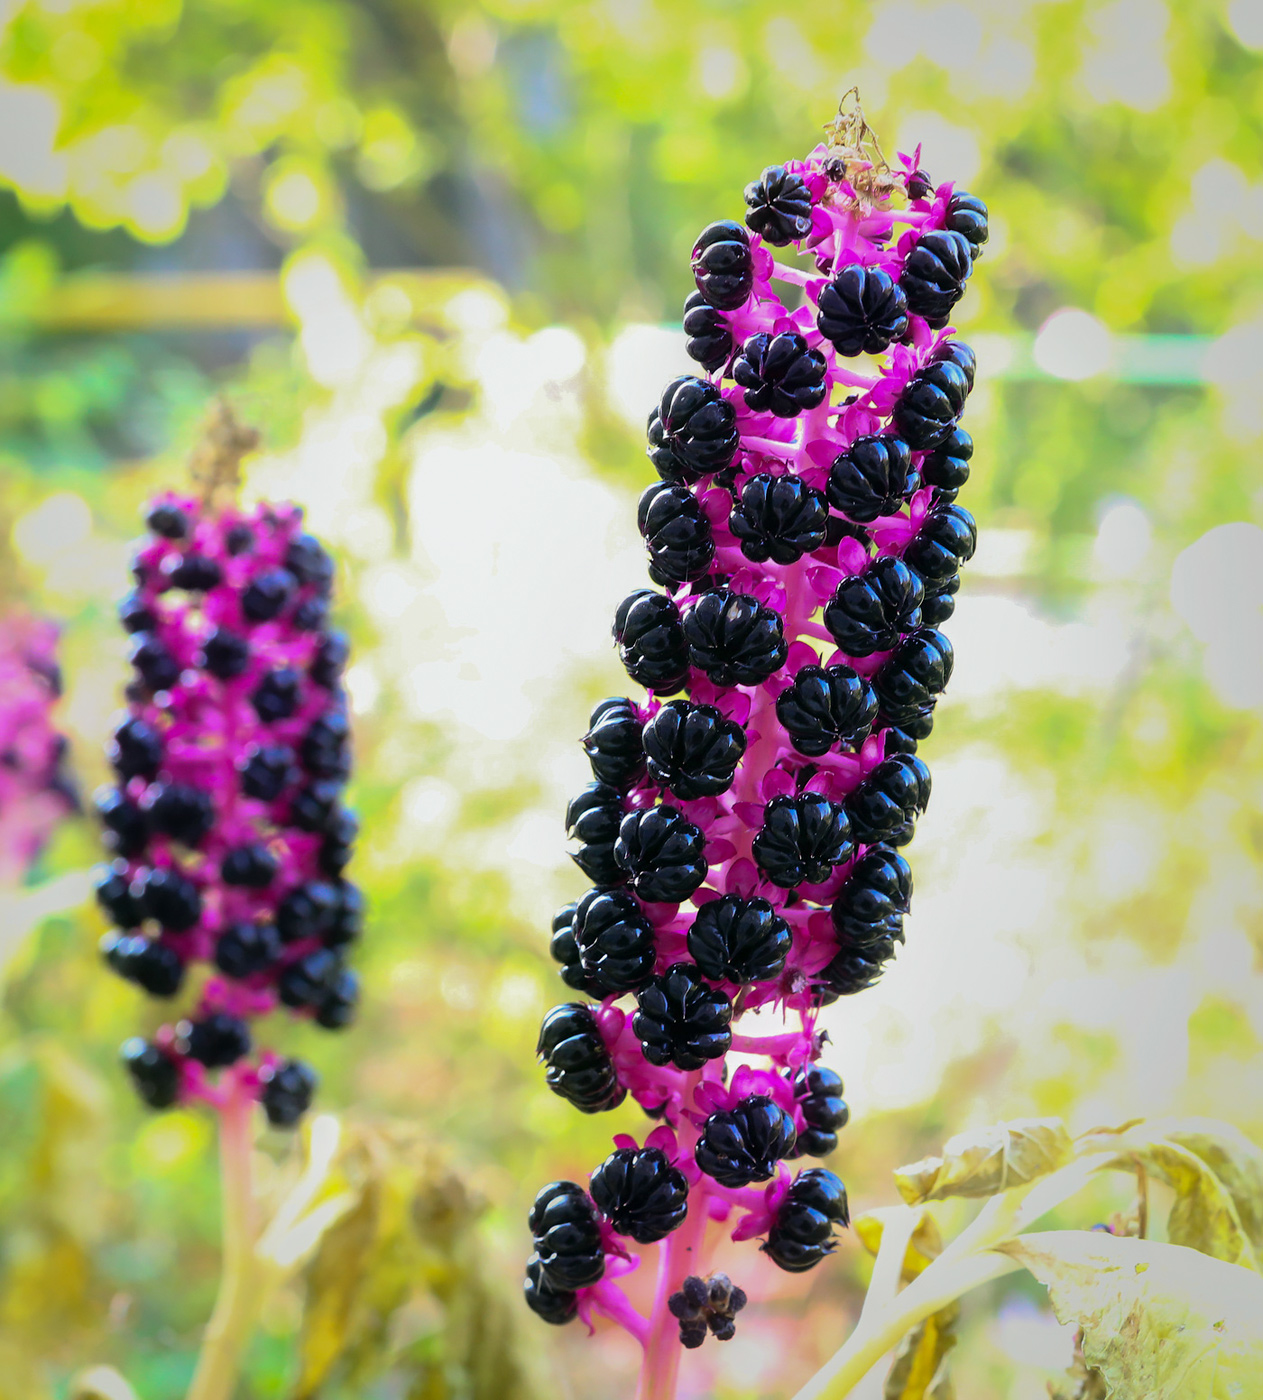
[[1077, 1118, 1263, 1271], [895, 1119, 1075, 1205], [998, 1231, 1263, 1399]]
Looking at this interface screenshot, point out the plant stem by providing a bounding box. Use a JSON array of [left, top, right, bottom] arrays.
[[186, 1075, 260, 1400], [636, 1182, 709, 1400]]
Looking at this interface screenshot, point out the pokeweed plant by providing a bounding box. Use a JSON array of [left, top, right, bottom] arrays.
[[527, 96, 988, 1399]]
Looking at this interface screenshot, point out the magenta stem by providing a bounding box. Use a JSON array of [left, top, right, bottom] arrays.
[[729, 1030, 808, 1058], [591, 1279, 650, 1347], [741, 433, 799, 460], [770, 261, 813, 287]]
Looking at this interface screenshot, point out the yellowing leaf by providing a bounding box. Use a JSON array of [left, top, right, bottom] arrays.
[[883, 1301, 959, 1400], [1077, 1117, 1263, 1271], [895, 1119, 1074, 1205], [998, 1231, 1263, 1399], [855, 1209, 945, 1282]]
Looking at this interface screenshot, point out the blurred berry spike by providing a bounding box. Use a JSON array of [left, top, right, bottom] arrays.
[[529, 98, 985, 1400]]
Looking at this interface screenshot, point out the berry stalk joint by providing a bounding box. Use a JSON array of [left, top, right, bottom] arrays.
[[528, 103, 987, 1394]]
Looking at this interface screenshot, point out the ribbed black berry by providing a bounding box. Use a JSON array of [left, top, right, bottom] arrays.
[[899, 228, 973, 327], [572, 887, 656, 994], [695, 1094, 797, 1187], [146, 503, 188, 539], [290, 779, 343, 833], [260, 1058, 318, 1127], [143, 782, 214, 847], [846, 754, 932, 847], [638, 482, 715, 589], [95, 862, 144, 928], [684, 590, 787, 687], [922, 425, 972, 502], [118, 592, 157, 634], [633, 964, 732, 1070], [691, 220, 753, 310], [642, 700, 746, 800], [753, 794, 853, 888], [292, 597, 329, 632], [945, 191, 989, 255], [549, 901, 603, 996], [138, 867, 201, 931], [907, 168, 934, 200], [96, 788, 148, 857], [589, 1146, 690, 1243], [776, 664, 877, 757], [315, 966, 359, 1029], [220, 843, 279, 888], [166, 553, 221, 592], [763, 1168, 849, 1272], [744, 165, 814, 245], [276, 880, 339, 943], [285, 533, 335, 591], [537, 1003, 626, 1114], [251, 668, 301, 723], [729, 475, 829, 565], [121, 1037, 180, 1108], [109, 717, 163, 781], [238, 743, 296, 801], [816, 265, 909, 357], [920, 575, 959, 626], [524, 1255, 578, 1325], [582, 697, 645, 789], [201, 627, 250, 679], [214, 921, 283, 978], [683, 290, 734, 372], [932, 338, 976, 389], [319, 811, 359, 878], [102, 932, 185, 997], [873, 628, 953, 723], [823, 557, 925, 657], [647, 375, 740, 484], [814, 933, 901, 999], [732, 333, 827, 418], [277, 947, 340, 1009], [184, 1012, 251, 1068], [566, 782, 625, 886], [301, 712, 351, 778], [310, 631, 349, 688], [128, 633, 181, 691], [613, 591, 690, 694], [893, 358, 971, 451], [322, 881, 363, 948], [831, 845, 912, 946], [242, 568, 296, 622], [827, 435, 914, 523], [687, 896, 791, 984], [879, 706, 934, 755], [903, 502, 977, 588], [614, 805, 708, 903], [529, 1181, 606, 1289], [789, 1065, 850, 1158]]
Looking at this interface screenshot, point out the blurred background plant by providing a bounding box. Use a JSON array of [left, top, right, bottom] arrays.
[[0, 0, 1260, 1397]]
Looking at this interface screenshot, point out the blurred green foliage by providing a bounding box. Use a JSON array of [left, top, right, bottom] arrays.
[[1, 0, 1261, 1396]]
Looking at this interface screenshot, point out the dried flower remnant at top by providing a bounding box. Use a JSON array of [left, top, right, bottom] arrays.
[[526, 96, 987, 1396], [0, 615, 76, 883], [95, 410, 360, 1129]]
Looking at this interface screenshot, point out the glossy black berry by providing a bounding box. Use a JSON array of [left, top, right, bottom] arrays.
[[315, 966, 359, 1029], [831, 846, 912, 946], [146, 503, 188, 539], [816, 265, 909, 357], [261, 1059, 318, 1127], [251, 668, 301, 723], [789, 1065, 850, 1158], [687, 896, 790, 985], [638, 481, 715, 588], [614, 805, 708, 904], [323, 880, 364, 948], [102, 932, 185, 997], [922, 425, 972, 503], [242, 568, 296, 622], [823, 557, 925, 657], [95, 862, 144, 928], [292, 597, 329, 632], [167, 553, 222, 591], [582, 697, 645, 788], [903, 502, 977, 587], [201, 627, 250, 679], [682, 290, 734, 372], [96, 787, 148, 857], [763, 1168, 849, 1272], [647, 376, 739, 484], [183, 1014, 250, 1069], [633, 964, 732, 1070], [614, 591, 690, 694], [873, 628, 953, 723], [827, 435, 914, 523], [143, 782, 214, 847], [118, 592, 157, 634], [524, 1255, 577, 1325], [214, 921, 283, 978], [300, 712, 351, 779], [932, 338, 976, 389], [920, 575, 959, 626], [815, 934, 900, 999], [277, 947, 340, 1009], [945, 191, 989, 256], [121, 1037, 180, 1109], [537, 1003, 625, 1114], [319, 810, 359, 877], [753, 794, 853, 888], [846, 754, 931, 847], [138, 867, 201, 931], [744, 164, 814, 245], [589, 1146, 690, 1243], [684, 590, 787, 687], [691, 220, 753, 311], [696, 1094, 797, 1188], [729, 475, 829, 565], [776, 664, 877, 757], [310, 631, 349, 688], [642, 700, 745, 800], [239, 744, 296, 801], [899, 228, 973, 328], [109, 717, 163, 780], [566, 782, 625, 886], [529, 1181, 605, 1289], [892, 358, 971, 451], [732, 333, 827, 418], [572, 887, 656, 994], [290, 780, 343, 833], [907, 168, 934, 200], [285, 534, 334, 592], [276, 880, 339, 943], [220, 843, 278, 888], [225, 524, 253, 555], [549, 901, 603, 996]]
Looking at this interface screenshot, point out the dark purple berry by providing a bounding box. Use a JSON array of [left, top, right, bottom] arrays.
[[816, 265, 909, 357], [582, 697, 645, 788], [529, 1181, 605, 1289], [945, 192, 988, 256], [102, 932, 185, 997], [744, 165, 814, 245], [118, 592, 157, 634], [550, 900, 604, 996], [753, 793, 853, 888], [251, 667, 301, 722], [242, 568, 296, 622], [260, 1058, 318, 1127], [143, 782, 214, 847], [647, 376, 739, 484], [931, 338, 976, 389], [96, 787, 148, 857], [684, 590, 787, 687], [537, 1003, 625, 1114], [220, 843, 279, 888], [314, 966, 358, 1029], [310, 631, 349, 688], [899, 229, 973, 327], [566, 782, 625, 886], [831, 846, 912, 947], [239, 743, 296, 800], [728, 475, 829, 565], [789, 1064, 850, 1158], [776, 664, 877, 757], [525, 1254, 578, 1325], [873, 628, 953, 723], [763, 1168, 849, 1271], [732, 332, 827, 417], [225, 524, 254, 555], [589, 1146, 690, 1243], [121, 1037, 180, 1108], [614, 591, 690, 694], [922, 426, 972, 503], [572, 888, 656, 994], [691, 220, 753, 311], [128, 633, 181, 692], [642, 700, 745, 801], [814, 934, 900, 999], [285, 534, 335, 592], [290, 780, 344, 833], [201, 627, 250, 679], [138, 867, 201, 931], [185, 1012, 251, 1068], [276, 880, 339, 942], [687, 896, 790, 984], [324, 881, 364, 948], [108, 717, 162, 780], [146, 503, 188, 539], [823, 557, 924, 657], [167, 553, 222, 591], [95, 862, 144, 928], [292, 596, 329, 631], [214, 921, 283, 978], [300, 712, 351, 779], [633, 964, 732, 1070], [638, 482, 715, 588], [920, 576, 959, 626], [695, 1094, 797, 1187], [277, 948, 340, 1009], [682, 290, 733, 372], [827, 435, 913, 523], [903, 502, 976, 588], [845, 754, 931, 847], [892, 357, 971, 451], [613, 804, 708, 904], [907, 168, 933, 200]]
